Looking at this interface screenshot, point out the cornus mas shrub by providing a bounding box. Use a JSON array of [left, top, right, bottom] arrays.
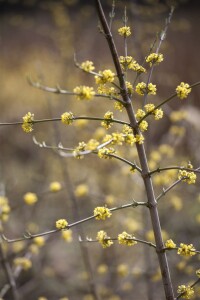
[[0, 1, 200, 300]]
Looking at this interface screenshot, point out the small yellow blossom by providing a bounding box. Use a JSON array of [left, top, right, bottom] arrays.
[[61, 229, 73, 242], [105, 195, 115, 205], [118, 26, 131, 37], [119, 56, 134, 70], [56, 219, 68, 229], [49, 181, 62, 192], [136, 109, 145, 119], [122, 124, 132, 134], [131, 62, 146, 73], [86, 139, 99, 151], [96, 230, 113, 248], [0, 196, 10, 222], [124, 134, 136, 146], [176, 82, 191, 99], [117, 264, 129, 277], [114, 101, 124, 111], [94, 206, 112, 220], [34, 237, 45, 247], [61, 112, 74, 125], [144, 103, 155, 113], [126, 81, 134, 94], [165, 239, 176, 249], [135, 134, 144, 144], [73, 86, 95, 100], [177, 285, 194, 299], [73, 142, 87, 159], [97, 264, 108, 274], [74, 119, 88, 128], [154, 108, 163, 120], [97, 85, 117, 97], [111, 132, 125, 145], [139, 120, 148, 132], [14, 257, 32, 270], [95, 70, 115, 84], [101, 111, 114, 129], [177, 243, 196, 257], [23, 192, 38, 205], [98, 147, 116, 159], [136, 82, 156, 96], [178, 170, 196, 184], [118, 231, 137, 246], [81, 60, 95, 72], [75, 184, 89, 197], [22, 112, 34, 133], [146, 53, 164, 66]]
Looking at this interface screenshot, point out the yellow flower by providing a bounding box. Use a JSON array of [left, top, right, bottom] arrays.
[[126, 81, 134, 94], [56, 219, 68, 229], [98, 147, 116, 159], [34, 237, 45, 247], [86, 139, 99, 150], [118, 26, 131, 37], [139, 120, 148, 132], [14, 257, 32, 270], [49, 181, 62, 192], [23, 192, 38, 205], [75, 184, 89, 197], [22, 112, 34, 133], [178, 170, 196, 184], [61, 112, 74, 125], [176, 82, 191, 99], [135, 134, 144, 144], [177, 243, 196, 257], [95, 69, 115, 84], [136, 109, 145, 119], [177, 285, 194, 299], [154, 108, 163, 120], [146, 53, 164, 66], [94, 206, 112, 220], [73, 142, 87, 159], [111, 132, 124, 145], [165, 239, 176, 249], [135, 83, 156, 96], [0, 196, 10, 222], [97, 85, 117, 97], [101, 111, 114, 129], [61, 229, 73, 242], [96, 230, 113, 248], [114, 101, 124, 112], [196, 269, 200, 278], [118, 231, 137, 246], [144, 103, 155, 113], [73, 86, 95, 100], [80, 60, 95, 72]]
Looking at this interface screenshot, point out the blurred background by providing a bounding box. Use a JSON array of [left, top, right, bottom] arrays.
[[0, 0, 200, 299]]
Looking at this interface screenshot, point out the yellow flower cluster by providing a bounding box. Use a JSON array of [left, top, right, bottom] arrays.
[[122, 125, 137, 145], [97, 85, 117, 97], [56, 219, 68, 229], [86, 139, 99, 150], [101, 111, 114, 129], [34, 236, 45, 247], [14, 257, 32, 270], [176, 82, 191, 99], [23, 192, 38, 205], [22, 112, 34, 133], [135, 82, 157, 96], [118, 26, 131, 37], [0, 196, 10, 222], [177, 285, 194, 299], [126, 81, 134, 94], [196, 269, 200, 278], [49, 181, 62, 192], [146, 53, 164, 66], [73, 86, 95, 100], [98, 147, 116, 159], [75, 184, 89, 197], [165, 239, 176, 249], [136, 104, 163, 121], [135, 134, 144, 144], [111, 132, 125, 145], [73, 142, 86, 159], [178, 170, 196, 184], [61, 112, 74, 125], [119, 56, 146, 73], [96, 230, 113, 248], [62, 229, 73, 242], [139, 120, 148, 132], [177, 243, 196, 257], [80, 60, 95, 72], [118, 231, 137, 246], [95, 69, 115, 84], [94, 206, 112, 220]]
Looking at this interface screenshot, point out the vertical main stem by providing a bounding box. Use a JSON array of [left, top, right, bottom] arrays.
[[95, 1, 175, 299]]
